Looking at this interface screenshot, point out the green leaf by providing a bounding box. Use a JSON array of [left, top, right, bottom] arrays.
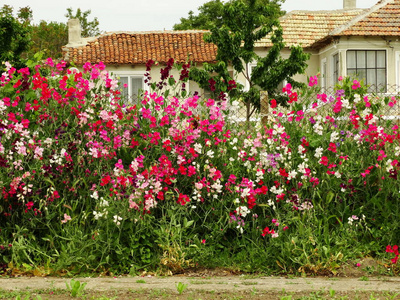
[[326, 191, 334, 203]]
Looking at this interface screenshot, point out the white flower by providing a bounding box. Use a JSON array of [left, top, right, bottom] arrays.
[[100, 198, 109, 207], [113, 215, 122, 226], [93, 211, 103, 220], [91, 191, 99, 200], [288, 170, 297, 180], [206, 150, 214, 158], [314, 147, 324, 158], [236, 206, 250, 218], [194, 143, 202, 153], [330, 131, 339, 142]]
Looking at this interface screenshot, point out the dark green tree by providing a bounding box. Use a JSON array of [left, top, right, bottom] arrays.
[[0, 5, 31, 68], [173, 0, 284, 30], [65, 8, 100, 37], [187, 0, 310, 121], [29, 21, 68, 59], [173, 0, 225, 30]]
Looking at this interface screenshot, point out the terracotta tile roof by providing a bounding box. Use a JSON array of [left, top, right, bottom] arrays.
[[333, 0, 400, 36], [256, 9, 366, 48], [63, 30, 217, 65]]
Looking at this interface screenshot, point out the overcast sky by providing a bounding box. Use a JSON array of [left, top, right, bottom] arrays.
[[5, 0, 379, 32]]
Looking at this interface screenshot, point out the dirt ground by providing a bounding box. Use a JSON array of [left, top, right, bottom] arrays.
[[1, 274, 400, 299], [1, 259, 400, 299]]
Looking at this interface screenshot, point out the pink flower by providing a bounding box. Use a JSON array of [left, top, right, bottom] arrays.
[[308, 75, 318, 87], [61, 214, 71, 224], [352, 80, 361, 90], [201, 239, 206, 244], [338, 76, 343, 81]]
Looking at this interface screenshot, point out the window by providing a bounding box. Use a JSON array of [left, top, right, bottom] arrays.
[[115, 74, 145, 104], [347, 50, 386, 92], [333, 53, 339, 85]]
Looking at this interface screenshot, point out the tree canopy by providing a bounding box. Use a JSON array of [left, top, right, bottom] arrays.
[[173, 0, 285, 30], [0, 5, 31, 68], [0, 5, 100, 63], [185, 0, 309, 120]]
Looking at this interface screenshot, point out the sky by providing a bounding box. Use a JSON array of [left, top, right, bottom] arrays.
[[4, 0, 379, 32]]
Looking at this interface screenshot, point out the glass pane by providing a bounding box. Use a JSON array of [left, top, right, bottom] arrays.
[[118, 76, 129, 101], [347, 69, 357, 77], [376, 69, 386, 91], [377, 51, 386, 68], [347, 51, 356, 68], [367, 51, 376, 68], [131, 77, 143, 102], [357, 51, 366, 68], [367, 69, 376, 88], [356, 69, 366, 81]]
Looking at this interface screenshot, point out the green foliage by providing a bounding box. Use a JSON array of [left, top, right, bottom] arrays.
[[66, 279, 87, 297], [28, 21, 68, 59], [0, 5, 31, 68], [187, 0, 309, 121], [173, 0, 285, 30], [65, 8, 100, 37], [173, 0, 225, 30], [175, 282, 188, 294]]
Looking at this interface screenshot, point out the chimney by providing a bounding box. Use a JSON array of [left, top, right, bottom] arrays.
[[68, 19, 82, 45], [343, 0, 357, 9]]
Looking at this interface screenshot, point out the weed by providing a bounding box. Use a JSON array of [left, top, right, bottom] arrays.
[[135, 279, 146, 284], [329, 288, 336, 297], [175, 282, 188, 295], [65, 279, 87, 297], [359, 276, 369, 281]]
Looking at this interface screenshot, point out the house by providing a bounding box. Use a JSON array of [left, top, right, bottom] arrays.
[[246, 0, 400, 94], [62, 19, 218, 103], [63, 0, 400, 101]]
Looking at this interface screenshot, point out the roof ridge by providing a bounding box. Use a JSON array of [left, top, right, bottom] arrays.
[[283, 8, 365, 14], [101, 30, 210, 36], [329, 0, 395, 36]]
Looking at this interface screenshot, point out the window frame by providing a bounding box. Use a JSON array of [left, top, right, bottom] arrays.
[[346, 49, 387, 92], [332, 52, 339, 86], [112, 71, 148, 104]]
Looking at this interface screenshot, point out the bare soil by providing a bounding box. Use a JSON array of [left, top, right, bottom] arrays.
[[1, 274, 400, 299], [1, 260, 400, 299]]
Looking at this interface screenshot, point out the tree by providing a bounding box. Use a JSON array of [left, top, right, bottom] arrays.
[[65, 8, 100, 37], [173, 0, 284, 30], [0, 5, 31, 68], [29, 21, 68, 59], [187, 0, 310, 121], [173, 0, 225, 30]]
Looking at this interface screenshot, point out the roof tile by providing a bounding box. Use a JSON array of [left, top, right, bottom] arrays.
[[64, 30, 217, 65]]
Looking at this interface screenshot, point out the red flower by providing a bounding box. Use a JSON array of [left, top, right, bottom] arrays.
[[320, 156, 329, 166], [270, 99, 277, 108], [100, 175, 111, 186], [177, 193, 190, 206]]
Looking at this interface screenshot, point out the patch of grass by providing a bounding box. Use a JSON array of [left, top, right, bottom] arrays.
[[190, 280, 209, 284], [241, 281, 258, 285], [135, 279, 146, 283]]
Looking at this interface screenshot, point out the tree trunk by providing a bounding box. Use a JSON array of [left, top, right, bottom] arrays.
[[260, 91, 269, 126]]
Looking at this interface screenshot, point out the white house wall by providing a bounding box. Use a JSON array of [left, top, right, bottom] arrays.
[[318, 36, 400, 89]]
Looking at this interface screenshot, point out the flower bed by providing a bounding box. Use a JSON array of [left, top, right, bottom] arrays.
[[0, 59, 399, 275]]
